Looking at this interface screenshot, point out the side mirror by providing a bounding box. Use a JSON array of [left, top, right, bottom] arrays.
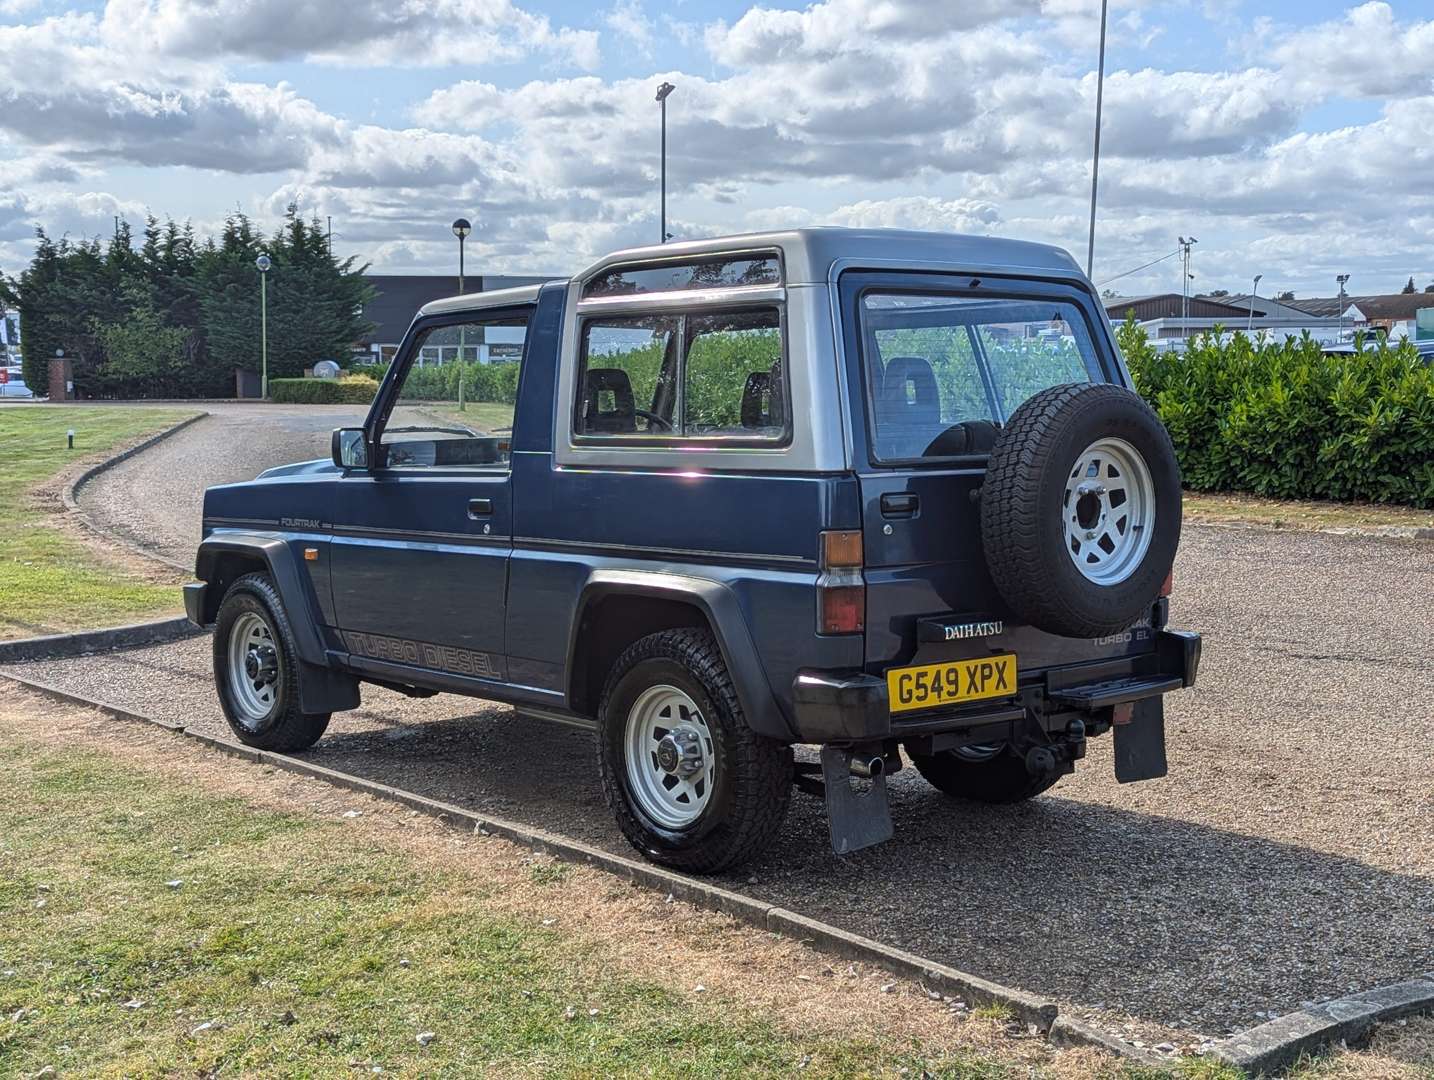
[[332, 427, 368, 469]]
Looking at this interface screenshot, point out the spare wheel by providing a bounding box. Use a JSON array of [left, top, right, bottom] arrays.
[[979, 382, 1182, 638]]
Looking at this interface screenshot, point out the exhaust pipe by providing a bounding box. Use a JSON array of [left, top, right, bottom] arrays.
[[849, 755, 885, 779]]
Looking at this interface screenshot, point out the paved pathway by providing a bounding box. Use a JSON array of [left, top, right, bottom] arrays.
[[78, 403, 367, 567]]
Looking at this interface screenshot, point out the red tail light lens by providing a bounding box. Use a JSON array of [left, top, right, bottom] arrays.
[[819, 585, 865, 634], [1159, 569, 1174, 597]]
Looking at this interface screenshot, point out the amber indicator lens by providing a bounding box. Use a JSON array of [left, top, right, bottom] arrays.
[[821, 529, 863, 568]]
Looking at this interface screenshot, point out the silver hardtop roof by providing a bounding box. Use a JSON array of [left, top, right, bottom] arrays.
[[577, 227, 1085, 287], [415, 227, 1086, 317]]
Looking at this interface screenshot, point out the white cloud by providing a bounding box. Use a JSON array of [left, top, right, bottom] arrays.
[[1269, 3, 1434, 98], [99, 0, 601, 70], [605, 0, 654, 56]]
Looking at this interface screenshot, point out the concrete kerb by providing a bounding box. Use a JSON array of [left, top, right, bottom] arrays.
[[61, 411, 209, 573], [1187, 518, 1434, 544], [1208, 974, 1434, 1075], [0, 616, 200, 662]]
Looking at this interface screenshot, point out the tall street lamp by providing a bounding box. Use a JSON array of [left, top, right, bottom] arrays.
[[255, 254, 271, 398], [452, 217, 471, 412], [1247, 273, 1262, 333], [1336, 273, 1350, 339], [1085, 0, 1109, 279], [656, 81, 676, 244]]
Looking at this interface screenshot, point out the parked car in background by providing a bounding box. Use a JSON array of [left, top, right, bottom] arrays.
[[1321, 338, 1434, 360], [184, 228, 1201, 872], [0, 366, 35, 398]]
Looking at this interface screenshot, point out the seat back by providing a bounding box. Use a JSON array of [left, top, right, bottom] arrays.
[[876, 356, 943, 458], [582, 368, 636, 433], [740, 362, 785, 430]]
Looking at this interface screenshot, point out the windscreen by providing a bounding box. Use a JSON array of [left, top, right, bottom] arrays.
[[861, 292, 1105, 461]]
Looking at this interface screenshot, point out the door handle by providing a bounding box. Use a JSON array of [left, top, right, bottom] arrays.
[[467, 498, 493, 518], [880, 492, 919, 518]]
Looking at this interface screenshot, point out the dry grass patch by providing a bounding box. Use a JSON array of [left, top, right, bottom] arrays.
[[1183, 491, 1434, 533]]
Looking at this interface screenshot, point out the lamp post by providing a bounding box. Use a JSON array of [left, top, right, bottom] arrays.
[[1336, 273, 1350, 340], [1085, 0, 1109, 279], [656, 81, 676, 243], [1247, 273, 1262, 333], [452, 218, 471, 411], [255, 254, 271, 398]]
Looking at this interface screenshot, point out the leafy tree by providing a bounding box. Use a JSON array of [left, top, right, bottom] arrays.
[[1276, 290, 1296, 301], [93, 298, 189, 396]]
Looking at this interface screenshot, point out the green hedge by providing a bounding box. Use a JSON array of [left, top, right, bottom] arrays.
[[268, 375, 379, 405], [351, 361, 520, 404], [1119, 319, 1434, 507]]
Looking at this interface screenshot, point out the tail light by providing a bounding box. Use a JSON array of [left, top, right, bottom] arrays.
[[1159, 569, 1174, 597], [818, 530, 864, 634]]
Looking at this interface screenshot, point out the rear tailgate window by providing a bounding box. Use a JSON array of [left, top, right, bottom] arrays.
[[861, 292, 1106, 463]]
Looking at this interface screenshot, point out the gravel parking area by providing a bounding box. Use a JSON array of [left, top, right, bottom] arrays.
[[7, 523, 1432, 1048], [77, 403, 368, 567]]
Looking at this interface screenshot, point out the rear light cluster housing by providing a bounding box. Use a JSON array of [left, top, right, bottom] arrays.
[[817, 529, 864, 634]]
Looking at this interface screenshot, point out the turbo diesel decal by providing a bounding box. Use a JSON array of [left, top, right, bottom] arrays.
[[340, 630, 504, 680]]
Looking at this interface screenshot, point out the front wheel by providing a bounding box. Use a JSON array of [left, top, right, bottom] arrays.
[[910, 745, 1059, 803], [213, 573, 330, 752], [597, 629, 792, 874]]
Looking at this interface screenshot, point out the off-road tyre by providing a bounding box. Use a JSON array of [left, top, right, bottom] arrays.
[[597, 628, 793, 874], [980, 382, 1181, 638], [911, 749, 1060, 804], [213, 573, 331, 752]]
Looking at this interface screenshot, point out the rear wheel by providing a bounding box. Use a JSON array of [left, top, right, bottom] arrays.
[[213, 573, 330, 752], [597, 628, 792, 874], [910, 745, 1059, 804]]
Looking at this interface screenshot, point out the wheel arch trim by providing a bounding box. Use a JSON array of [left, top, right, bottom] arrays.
[[566, 570, 793, 741], [194, 534, 328, 667]]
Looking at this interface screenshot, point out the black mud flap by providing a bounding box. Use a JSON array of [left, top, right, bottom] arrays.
[[1113, 696, 1168, 783], [819, 747, 894, 855]]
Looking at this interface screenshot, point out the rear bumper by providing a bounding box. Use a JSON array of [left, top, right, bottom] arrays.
[[790, 628, 1201, 744]]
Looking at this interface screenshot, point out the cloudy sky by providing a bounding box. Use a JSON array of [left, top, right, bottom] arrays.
[[1, 0, 1431, 297]]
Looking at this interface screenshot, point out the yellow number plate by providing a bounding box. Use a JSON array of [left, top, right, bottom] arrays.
[[886, 654, 1018, 715]]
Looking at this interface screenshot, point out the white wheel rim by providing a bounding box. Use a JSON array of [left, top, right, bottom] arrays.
[[954, 743, 1004, 762], [227, 611, 280, 729], [623, 684, 716, 830], [1062, 437, 1155, 586]]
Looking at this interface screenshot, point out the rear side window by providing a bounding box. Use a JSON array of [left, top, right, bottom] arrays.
[[576, 307, 787, 443], [861, 292, 1103, 462]]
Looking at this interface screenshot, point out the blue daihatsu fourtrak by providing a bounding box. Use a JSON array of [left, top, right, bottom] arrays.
[[185, 228, 1201, 873]]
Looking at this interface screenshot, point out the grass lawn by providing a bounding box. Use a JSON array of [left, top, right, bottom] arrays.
[[411, 401, 515, 433], [0, 406, 197, 639]]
